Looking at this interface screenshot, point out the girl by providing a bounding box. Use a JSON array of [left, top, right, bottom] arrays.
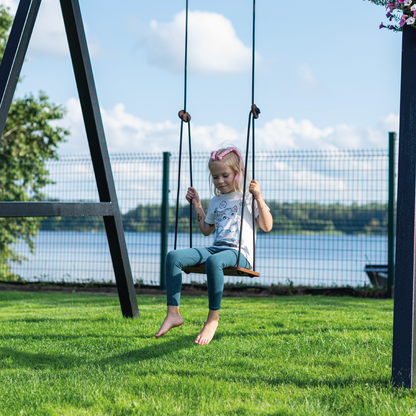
[[155, 146, 273, 345]]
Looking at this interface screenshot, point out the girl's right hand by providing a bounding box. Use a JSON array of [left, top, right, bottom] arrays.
[[186, 187, 200, 206]]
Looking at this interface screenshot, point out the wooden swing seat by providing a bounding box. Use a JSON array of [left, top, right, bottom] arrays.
[[183, 264, 260, 278]]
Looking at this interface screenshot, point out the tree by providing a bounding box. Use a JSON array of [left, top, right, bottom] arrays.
[[0, 5, 69, 280]]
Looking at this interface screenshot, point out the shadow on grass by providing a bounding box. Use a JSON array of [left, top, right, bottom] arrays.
[[0, 334, 392, 391], [96, 335, 199, 365], [4, 316, 128, 324], [116, 361, 391, 390], [0, 347, 68, 369], [0, 333, 198, 369]]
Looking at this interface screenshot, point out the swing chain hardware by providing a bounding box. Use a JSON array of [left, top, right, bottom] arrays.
[[178, 110, 191, 122], [252, 104, 260, 119]]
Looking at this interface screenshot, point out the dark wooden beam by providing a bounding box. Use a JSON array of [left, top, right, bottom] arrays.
[[392, 24, 416, 388]]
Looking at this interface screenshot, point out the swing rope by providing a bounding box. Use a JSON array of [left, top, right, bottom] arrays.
[[176, 0, 260, 277], [237, 0, 260, 271], [174, 0, 192, 251]]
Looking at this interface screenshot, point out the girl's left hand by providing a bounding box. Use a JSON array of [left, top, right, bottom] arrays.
[[249, 180, 262, 199]]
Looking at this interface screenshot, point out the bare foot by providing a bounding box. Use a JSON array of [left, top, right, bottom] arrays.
[[155, 307, 184, 339], [195, 310, 219, 345]]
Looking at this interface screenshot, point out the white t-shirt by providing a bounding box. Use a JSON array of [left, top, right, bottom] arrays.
[[205, 191, 264, 267]]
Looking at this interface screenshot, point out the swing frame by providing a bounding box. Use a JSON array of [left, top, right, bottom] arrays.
[[0, 0, 139, 319]]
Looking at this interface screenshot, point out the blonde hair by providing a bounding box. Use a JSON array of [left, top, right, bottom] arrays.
[[208, 146, 246, 196]]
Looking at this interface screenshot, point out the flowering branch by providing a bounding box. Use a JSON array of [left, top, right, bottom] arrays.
[[368, 0, 416, 31]]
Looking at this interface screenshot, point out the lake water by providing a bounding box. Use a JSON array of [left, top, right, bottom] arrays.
[[10, 231, 388, 287]]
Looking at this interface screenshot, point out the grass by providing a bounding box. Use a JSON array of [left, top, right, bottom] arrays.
[[0, 291, 414, 415]]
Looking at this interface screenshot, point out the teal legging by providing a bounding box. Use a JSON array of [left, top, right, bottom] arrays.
[[166, 247, 250, 310]]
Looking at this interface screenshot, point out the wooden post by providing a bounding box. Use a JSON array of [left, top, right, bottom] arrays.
[[392, 25, 416, 388]]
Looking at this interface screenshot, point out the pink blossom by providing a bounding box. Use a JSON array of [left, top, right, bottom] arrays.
[[400, 15, 408, 27]]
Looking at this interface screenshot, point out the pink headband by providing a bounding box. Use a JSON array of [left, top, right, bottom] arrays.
[[210, 148, 243, 182], [210, 148, 242, 162]]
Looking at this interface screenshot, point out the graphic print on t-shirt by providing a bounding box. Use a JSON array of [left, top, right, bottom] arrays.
[[213, 200, 241, 248]]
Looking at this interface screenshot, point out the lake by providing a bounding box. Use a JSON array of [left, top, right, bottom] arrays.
[[10, 231, 388, 287]]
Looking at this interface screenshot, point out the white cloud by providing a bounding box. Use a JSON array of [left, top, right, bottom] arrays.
[[140, 10, 256, 75], [58, 98, 180, 155], [258, 118, 333, 150], [298, 63, 322, 92], [55, 100, 395, 208], [57, 97, 398, 156], [30, 0, 69, 57], [0, 0, 100, 58], [58, 97, 243, 155], [0, 0, 17, 13], [256, 114, 399, 150], [101, 103, 178, 153], [279, 164, 346, 192]]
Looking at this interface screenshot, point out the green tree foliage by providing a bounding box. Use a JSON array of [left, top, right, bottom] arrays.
[[40, 215, 104, 232], [0, 6, 69, 280], [41, 201, 389, 236], [0, 5, 12, 57], [367, 0, 388, 6], [267, 202, 387, 235]]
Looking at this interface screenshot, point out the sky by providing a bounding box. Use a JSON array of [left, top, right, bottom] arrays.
[[0, 0, 403, 156]]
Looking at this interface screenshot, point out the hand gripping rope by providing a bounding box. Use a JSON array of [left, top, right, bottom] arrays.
[[176, 0, 261, 278]]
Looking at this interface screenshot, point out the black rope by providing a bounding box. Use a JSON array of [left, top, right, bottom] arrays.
[[237, 110, 253, 268], [174, 119, 184, 250], [174, 0, 193, 250], [237, 0, 259, 271], [183, 0, 189, 113], [251, 0, 257, 271], [252, 0, 256, 107], [252, 109, 256, 270], [188, 119, 193, 248]]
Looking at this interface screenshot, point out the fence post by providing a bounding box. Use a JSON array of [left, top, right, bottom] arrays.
[[388, 132, 396, 299], [160, 152, 171, 290]]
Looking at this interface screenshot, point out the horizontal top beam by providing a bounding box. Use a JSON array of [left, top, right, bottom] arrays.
[[0, 202, 115, 217]]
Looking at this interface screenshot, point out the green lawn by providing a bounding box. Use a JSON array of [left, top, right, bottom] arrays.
[[0, 291, 413, 415]]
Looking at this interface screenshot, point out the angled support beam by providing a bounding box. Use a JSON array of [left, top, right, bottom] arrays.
[[60, 0, 112, 202], [0, 0, 41, 137], [392, 25, 416, 389], [59, 0, 139, 319]]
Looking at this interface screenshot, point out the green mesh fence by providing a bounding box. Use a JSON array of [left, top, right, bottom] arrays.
[[7, 149, 391, 288]]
